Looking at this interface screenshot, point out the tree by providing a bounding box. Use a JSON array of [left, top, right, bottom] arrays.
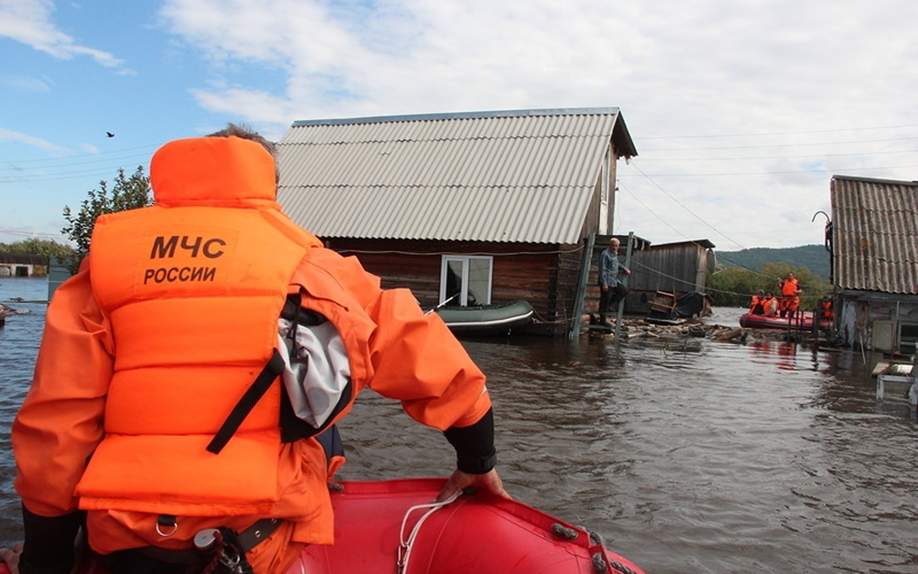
[[0, 238, 75, 260], [62, 166, 152, 269]]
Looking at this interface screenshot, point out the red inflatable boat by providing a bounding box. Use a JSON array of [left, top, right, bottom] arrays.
[[1, 479, 645, 574], [739, 311, 831, 331]]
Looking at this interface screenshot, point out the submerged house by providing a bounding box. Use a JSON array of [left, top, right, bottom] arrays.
[[830, 175, 918, 353], [620, 239, 716, 314], [0, 252, 44, 277], [277, 107, 637, 334]]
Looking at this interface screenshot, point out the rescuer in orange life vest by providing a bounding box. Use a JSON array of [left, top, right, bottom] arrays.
[[778, 272, 802, 318], [2, 126, 508, 574], [819, 296, 834, 321]]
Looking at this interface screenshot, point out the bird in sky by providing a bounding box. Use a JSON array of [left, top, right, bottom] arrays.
[[106, 131, 115, 138]]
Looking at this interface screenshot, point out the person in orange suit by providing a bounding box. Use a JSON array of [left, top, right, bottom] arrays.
[[761, 292, 779, 317], [3, 126, 508, 574], [819, 296, 834, 321], [778, 272, 801, 318]]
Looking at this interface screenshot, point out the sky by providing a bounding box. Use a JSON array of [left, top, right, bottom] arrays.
[[1, 0, 917, 250]]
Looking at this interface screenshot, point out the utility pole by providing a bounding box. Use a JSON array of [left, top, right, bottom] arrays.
[[613, 231, 634, 340]]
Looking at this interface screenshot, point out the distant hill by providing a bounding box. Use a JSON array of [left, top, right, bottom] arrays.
[[716, 244, 830, 280]]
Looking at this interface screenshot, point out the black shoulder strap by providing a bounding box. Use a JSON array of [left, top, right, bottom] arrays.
[[206, 350, 286, 454]]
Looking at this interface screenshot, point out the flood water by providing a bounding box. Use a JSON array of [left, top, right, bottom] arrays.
[[2, 277, 917, 573]]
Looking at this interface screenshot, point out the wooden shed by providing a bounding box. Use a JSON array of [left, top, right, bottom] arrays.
[[830, 175, 918, 353], [277, 107, 638, 334], [621, 239, 716, 314]]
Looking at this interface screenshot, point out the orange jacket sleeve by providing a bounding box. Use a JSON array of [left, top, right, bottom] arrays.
[[13, 264, 113, 517], [307, 248, 491, 431]]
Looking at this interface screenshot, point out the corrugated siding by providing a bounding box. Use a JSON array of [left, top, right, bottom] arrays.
[[628, 245, 710, 293], [831, 176, 918, 294], [277, 111, 621, 244]]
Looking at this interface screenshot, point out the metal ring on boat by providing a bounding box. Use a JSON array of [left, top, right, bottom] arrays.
[[155, 517, 178, 538]]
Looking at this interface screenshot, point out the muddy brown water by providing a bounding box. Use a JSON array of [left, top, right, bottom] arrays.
[[2, 278, 916, 573]]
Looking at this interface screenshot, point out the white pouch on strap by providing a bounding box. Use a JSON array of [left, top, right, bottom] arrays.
[[277, 317, 351, 428]]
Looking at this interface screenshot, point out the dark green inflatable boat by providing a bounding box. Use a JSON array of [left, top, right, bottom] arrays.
[[436, 300, 534, 334]]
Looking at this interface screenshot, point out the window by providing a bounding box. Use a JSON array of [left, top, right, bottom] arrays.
[[900, 323, 918, 354], [439, 256, 493, 307]]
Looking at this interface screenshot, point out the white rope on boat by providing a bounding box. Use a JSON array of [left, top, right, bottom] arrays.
[[397, 491, 462, 574]]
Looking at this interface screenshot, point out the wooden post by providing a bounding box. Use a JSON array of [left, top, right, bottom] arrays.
[[568, 232, 596, 340], [613, 232, 635, 340]]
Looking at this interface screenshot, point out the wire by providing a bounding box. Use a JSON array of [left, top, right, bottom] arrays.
[[336, 245, 584, 257], [617, 180, 776, 279], [636, 147, 918, 162], [0, 228, 63, 239], [639, 135, 918, 151], [2, 143, 159, 164], [629, 163, 752, 251], [0, 150, 152, 172], [620, 162, 918, 178], [639, 122, 918, 139], [629, 259, 757, 298]]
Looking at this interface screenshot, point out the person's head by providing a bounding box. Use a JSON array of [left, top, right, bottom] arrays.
[[766, 291, 774, 298], [787, 272, 796, 279], [207, 123, 279, 188], [609, 238, 621, 252], [757, 290, 765, 297]]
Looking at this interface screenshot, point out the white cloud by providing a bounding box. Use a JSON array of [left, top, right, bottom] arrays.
[[0, 0, 131, 72], [160, 0, 918, 247], [0, 127, 68, 154], [78, 142, 98, 154]]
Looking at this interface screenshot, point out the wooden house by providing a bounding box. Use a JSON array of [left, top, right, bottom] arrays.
[[830, 175, 918, 353], [277, 108, 637, 334]]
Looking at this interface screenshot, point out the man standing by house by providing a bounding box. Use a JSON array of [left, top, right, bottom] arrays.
[[598, 237, 631, 326]]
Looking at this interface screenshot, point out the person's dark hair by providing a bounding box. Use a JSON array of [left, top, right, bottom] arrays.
[[207, 123, 279, 185]]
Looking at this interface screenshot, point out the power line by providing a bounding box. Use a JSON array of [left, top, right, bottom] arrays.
[[0, 151, 152, 172], [637, 147, 918, 162], [0, 164, 146, 184], [3, 143, 159, 164], [629, 163, 751, 251], [629, 259, 756, 297], [619, 162, 918, 178], [0, 228, 63, 239], [639, 122, 918, 140], [639, 135, 918, 152], [617, 180, 771, 278]]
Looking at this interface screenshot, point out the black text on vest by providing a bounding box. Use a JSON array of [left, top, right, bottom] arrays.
[[144, 235, 225, 285]]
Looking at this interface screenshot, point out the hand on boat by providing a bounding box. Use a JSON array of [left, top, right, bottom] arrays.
[[0, 543, 22, 574], [437, 469, 511, 502]]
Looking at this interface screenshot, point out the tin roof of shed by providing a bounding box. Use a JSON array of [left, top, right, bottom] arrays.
[[277, 107, 636, 244], [831, 175, 918, 294]]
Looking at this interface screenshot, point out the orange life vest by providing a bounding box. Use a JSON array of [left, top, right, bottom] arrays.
[[820, 299, 833, 320], [781, 278, 799, 297], [74, 137, 375, 525]]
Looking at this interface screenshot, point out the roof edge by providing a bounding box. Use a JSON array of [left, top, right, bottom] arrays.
[[291, 107, 622, 128], [832, 174, 918, 186], [611, 110, 638, 158]]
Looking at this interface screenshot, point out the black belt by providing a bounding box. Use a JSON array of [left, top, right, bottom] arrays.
[[129, 518, 283, 565]]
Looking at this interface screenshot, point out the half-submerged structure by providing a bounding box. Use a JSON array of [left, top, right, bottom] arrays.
[[829, 175, 918, 353], [278, 107, 637, 334]]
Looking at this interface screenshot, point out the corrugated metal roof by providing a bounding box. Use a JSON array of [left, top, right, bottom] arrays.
[[277, 107, 636, 244], [831, 175, 918, 294]]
